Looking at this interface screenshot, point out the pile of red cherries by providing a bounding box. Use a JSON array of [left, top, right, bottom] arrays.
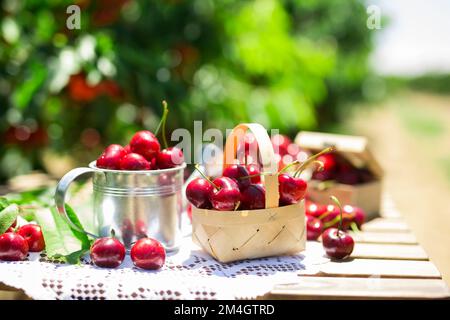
[[0, 220, 45, 261], [96, 130, 184, 171]]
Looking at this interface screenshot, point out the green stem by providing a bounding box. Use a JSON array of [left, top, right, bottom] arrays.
[[155, 101, 169, 149], [330, 195, 343, 236], [294, 146, 335, 177], [350, 221, 360, 233], [194, 164, 219, 190]]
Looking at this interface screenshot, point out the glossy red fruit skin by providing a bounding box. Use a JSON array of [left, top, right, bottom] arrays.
[[131, 237, 166, 270], [129, 130, 161, 161], [186, 178, 214, 209], [156, 147, 185, 169], [123, 145, 131, 154], [336, 163, 360, 185], [320, 204, 340, 228], [209, 177, 241, 211], [322, 228, 354, 259], [240, 184, 265, 210], [278, 174, 307, 206], [306, 215, 323, 241], [222, 164, 251, 191], [0, 233, 29, 261], [305, 202, 327, 219], [246, 164, 261, 184], [90, 237, 126, 268], [96, 144, 126, 169], [119, 153, 151, 170], [343, 205, 366, 228], [312, 153, 338, 181], [17, 224, 45, 252]]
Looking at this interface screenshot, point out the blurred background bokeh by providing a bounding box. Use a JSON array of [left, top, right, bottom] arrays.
[[1, 0, 450, 284]]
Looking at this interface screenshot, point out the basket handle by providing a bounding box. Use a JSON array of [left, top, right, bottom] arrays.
[[223, 123, 279, 209]]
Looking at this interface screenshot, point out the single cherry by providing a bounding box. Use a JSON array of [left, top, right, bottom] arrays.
[[131, 237, 166, 270], [246, 164, 261, 184], [343, 205, 366, 229], [240, 184, 265, 210], [306, 215, 323, 241], [0, 232, 29, 261], [312, 153, 338, 181], [119, 153, 151, 170], [222, 164, 251, 191], [129, 130, 161, 161], [305, 201, 327, 219], [96, 144, 126, 169], [90, 236, 126, 268], [156, 147, 185, 169], [186, 178, 214, 209], [209, 177, 241, 211], [321, 196, 355, 260], [17, 224, 45, 252], [278, 173, 307, 206]]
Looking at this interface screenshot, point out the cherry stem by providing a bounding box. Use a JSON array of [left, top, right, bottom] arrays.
[[330, 195, 343, 235], [239, 172, 271, 179], [278, 160, 301, 174], [294, 146, 335, 177], [194, 164, 220, 190], [110, 229, 116, 238], [155, 100, 169, 149], [350, 222, 360, 233]]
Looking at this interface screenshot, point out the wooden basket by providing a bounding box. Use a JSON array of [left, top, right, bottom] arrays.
[[192, 123, 305, 263]]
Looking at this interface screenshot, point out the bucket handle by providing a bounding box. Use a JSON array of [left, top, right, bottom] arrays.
[[54, 167, 99, 238], [223, 123, 279, 209]]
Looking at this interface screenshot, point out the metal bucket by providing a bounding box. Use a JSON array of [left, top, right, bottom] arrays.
[[55, 161, 186, 251]]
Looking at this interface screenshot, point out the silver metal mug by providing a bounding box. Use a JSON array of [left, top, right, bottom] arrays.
[[54, 161, 186, 251]]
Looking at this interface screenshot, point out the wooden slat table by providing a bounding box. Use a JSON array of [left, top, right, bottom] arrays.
[[264, 195, 450, 299]]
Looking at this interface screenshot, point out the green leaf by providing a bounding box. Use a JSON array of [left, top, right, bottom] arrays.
[[0, 197, 10, 211], [34, 206, 92, 264], [0, 204, 19, 234]]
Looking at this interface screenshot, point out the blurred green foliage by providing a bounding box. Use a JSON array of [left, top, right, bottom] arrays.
[[0, 0, 374, 181]]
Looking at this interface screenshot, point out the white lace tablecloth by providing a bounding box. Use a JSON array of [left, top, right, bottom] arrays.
[[0, 237, 330, 300]]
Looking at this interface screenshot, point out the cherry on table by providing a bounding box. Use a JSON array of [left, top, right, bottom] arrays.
[[209, 177, 241, 211], [322, 228, 354, 259], [17, 224, 45, 252], [306, 215, 323, 241], [305, 201, 327, 219], [186, 178, 214, 209], [119, 153, 151, 170], [240, 184, 265, 210], [90, 237, 126, 268], [0, 232, 29, 261], [343, 205, 366, 229], [129, 130, 161, 161], [131, 237, 166, 270], [156, 147, 184, 169], [96, 144, 127, 170]]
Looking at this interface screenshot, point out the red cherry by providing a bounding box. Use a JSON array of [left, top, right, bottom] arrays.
[[305, 202, 327, 219], [322, 228, 354, 259], [0, 232, 29, 261], [96, 144, 126, 169], [320, 204, 340, 228], [240, 184, 265, 210], [129, 130, 160, 161], [123, 145, 131, 154], [209, 177, 241, 211], [312, 153, 338, 181], [343, 205, 366, 228], [336, 163, 360, 185], [156, 147, 185, 169], [131, 237, 166, 270], [306, 215, 323, 241], [17, 224, 45, 252], [278, 173, 307, 206], [246, 164, 261, 184], [135, 219, 147, 238], [90, 237, 126, 268], [186, 178, 214, 209], [271, 134, 292, 156], [119, 153, 151, 170], [222, 164, 251, 191]]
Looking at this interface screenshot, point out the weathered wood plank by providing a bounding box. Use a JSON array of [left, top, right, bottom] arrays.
[[362, 218, 410, 233], [268, 277, 450, 300], [307, 241, 428, 260], [300, 259, 441, 279], [350, 231, 417, 244]]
